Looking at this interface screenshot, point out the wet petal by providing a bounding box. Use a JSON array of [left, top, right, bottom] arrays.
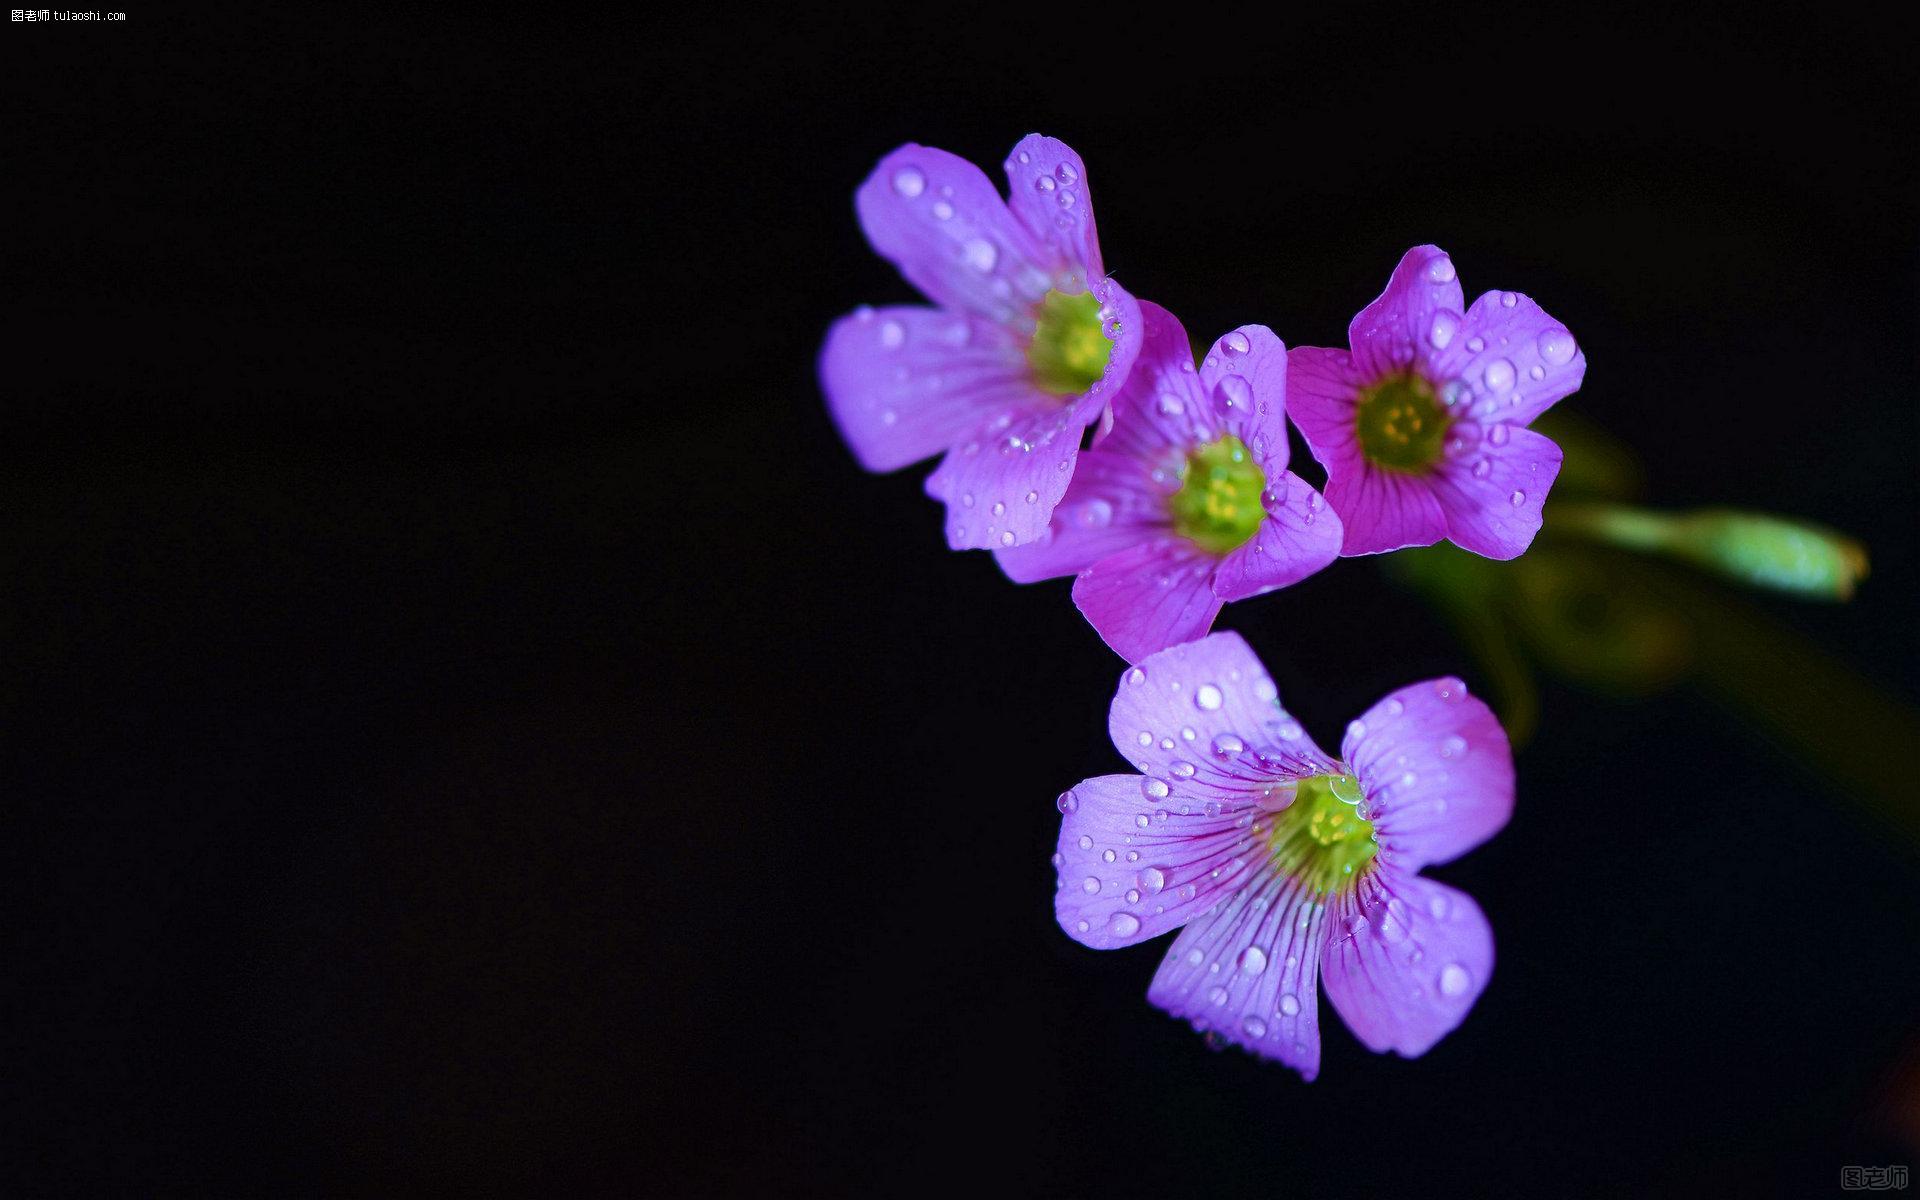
[[1107, 631, 1336, 791], [1053, 774, 1270, 950], [1002, 134, 1104, 286], [1429, 288, 1586, 428], [1209, 471, 1343, 601], [855, 143, 1054, 323], [1071, 539, 1223, 663], [992, 448, 1165, 583], [1341, 676, 1513, 870], [1322, 868, 1494, 1058], [1429, 426, 1564, 560], [1148, 869, 1332, 1078], [1348, 245, 1466, 381], [819, 305, 1029, 471]]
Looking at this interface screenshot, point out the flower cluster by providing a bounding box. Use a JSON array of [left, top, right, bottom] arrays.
[[820, 135, 1579, 1076]]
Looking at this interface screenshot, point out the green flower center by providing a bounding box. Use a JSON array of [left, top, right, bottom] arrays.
[[1355, 373, 1450, 472], [1026, 289, 1113, 396], [1169, 435, 1266, 555], [1264, 772, 1376, 895]]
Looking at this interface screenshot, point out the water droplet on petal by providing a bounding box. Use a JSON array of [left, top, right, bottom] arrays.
[[1109, 912, 1141, 937], [1195, 684, 1224, 711], [1538, 326, 1577, 366], [891, 166, 925, 198], [1440, 734, 1467, 758], [963, 239, 997, 271], [1223, 330, 1251, 355], [1238, 946, 1269, 975], [1425, 255, 1457, 283], [1427, 310, 1459, 350], [1242, 1015, 1268, 1039], [1141, 866, 1167, 894], [1081, 876, 1101, 895], [1509, 490, 1526, 507], [1215, 375, 1253, 414], [1483, 358, 1515, 394], [1142, 778, 1171, 799], [1280, 993, 1301, 1016], [1440, 963, 1472, 996], [1057, 789, 1079, 814], [1211, 733, 1245, 757]]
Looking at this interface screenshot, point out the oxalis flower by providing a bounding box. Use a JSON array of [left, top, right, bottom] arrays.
[[1053, 632, 1513, 1078], [995, 302, 1342, 662], [820, 135, 1144, 550], [1288, 244, 1587, 558]]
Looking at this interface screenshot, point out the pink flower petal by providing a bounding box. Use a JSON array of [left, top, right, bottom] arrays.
[[1285, 344, 1443, 557], [818, 305, 1030, 472], [1107, 631, 1336, 791], [1325, 461, 1448, 556], [1052, 775, 1270, 950], [1147, 869, 1331, 1078], [1198, 323, 1292, 471], [1430, 425, 1564, 560], [992, 448, 1164, 583], [855, 144, 1054, 323], [923, 404, 1089, 550], [1002, 134, 1104, 286], [1348, 244, 1466, 381], [1093, 300, 1220, 462], [1321, 867, 1494, 1058], [1429, 288, 1587, 429], [1210, 470, 1343, 601], [1341, 676, 1513, 870], [1071, 539, 1223, 663]]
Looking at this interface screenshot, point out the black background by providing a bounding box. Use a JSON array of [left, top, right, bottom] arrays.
[[7, 10, 1919, 1197]]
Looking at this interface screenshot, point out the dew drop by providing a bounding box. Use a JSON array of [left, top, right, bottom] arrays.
[[1483, 358, 1515, 394], [1508, 489, 1526, 507], [1223, 330, 1251, 355], [1238, 946, 1269, 975], [1211, 732, 1245, 757], [1439, 734, 1467, 759], [1081, 876, 1101, 895], [1242, 1016, 1268, 1039], [1280, 993, 1300, 1016], [1141, 866, 1167, 894], [1538, 326, 1577, 366], [963, 239, 997, 272], [1427, 310, 1459, 350], [891, 166, 925, 197], [1142, 778, 1171, 799], [1056, 789, 1079, 814], [1439, 963, 1472, 996], [1425, 255, 1456, 283], [1194, 684, 1224, 711], [1109, 912, 1141, 937]]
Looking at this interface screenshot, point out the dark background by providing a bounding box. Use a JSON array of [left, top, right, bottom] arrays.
[[6, 10, 1918, 1197]]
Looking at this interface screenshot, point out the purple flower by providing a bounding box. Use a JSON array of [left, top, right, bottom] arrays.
[[1053, 632, 1513, 1078], [1288, 245, 1587, 559], [994, 302, 1343, 662], [819, 136, 1144, 550]]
